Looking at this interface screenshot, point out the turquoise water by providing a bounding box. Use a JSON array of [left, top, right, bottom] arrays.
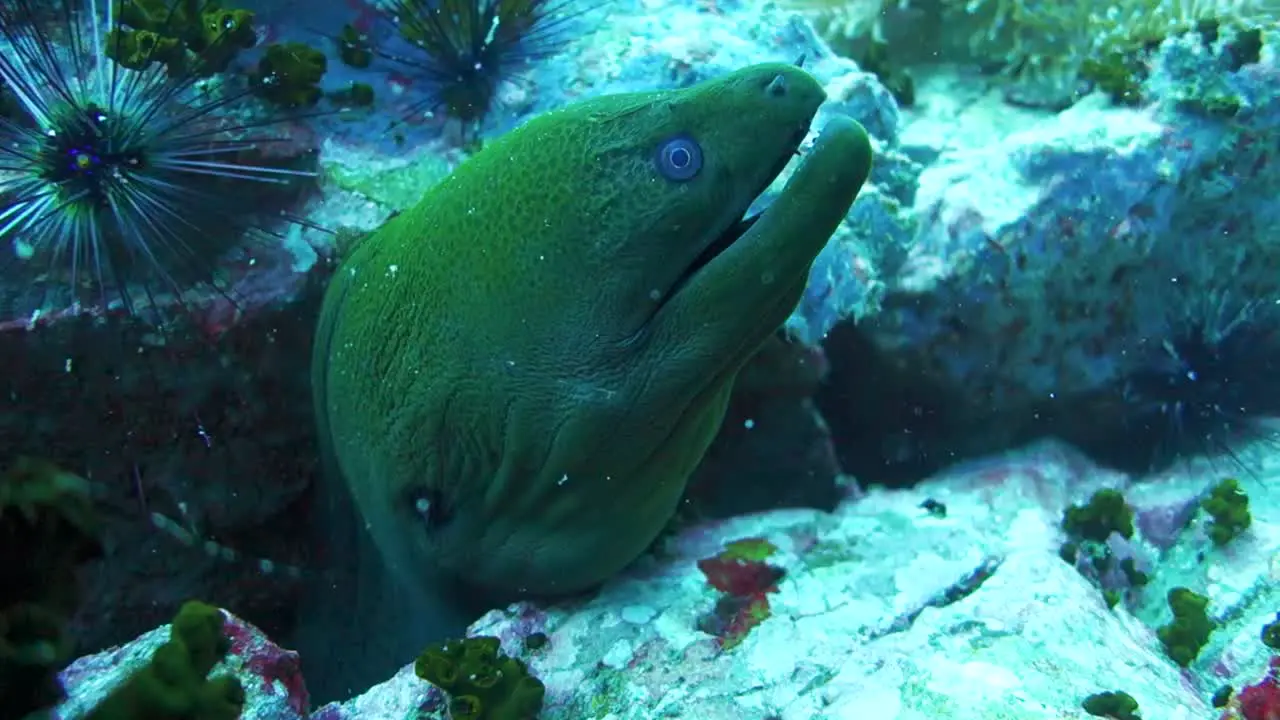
[[1, 1, 1279, 718]]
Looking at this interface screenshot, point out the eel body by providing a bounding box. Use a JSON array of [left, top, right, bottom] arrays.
[[312, 63, 873, 598]]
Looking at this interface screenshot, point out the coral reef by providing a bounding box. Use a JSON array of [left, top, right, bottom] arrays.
[[1058, 489, 1151, 608], [789, 0, 1276, 107], [853, 24, 1280, 475], [55, 439, 1280, 719], [0, 460, 278, 720], [56, 607, 306, 719], [0, 292, 328, 657], [1232, 657, 1280, 720]]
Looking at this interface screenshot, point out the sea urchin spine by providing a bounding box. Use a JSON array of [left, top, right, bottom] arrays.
[[377, 0, 584, 124], [0, 0, 319, 325], [1122, 296, 1280, 472]]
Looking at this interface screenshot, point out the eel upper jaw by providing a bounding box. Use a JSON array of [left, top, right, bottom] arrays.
[[664, 124, 812, 303]]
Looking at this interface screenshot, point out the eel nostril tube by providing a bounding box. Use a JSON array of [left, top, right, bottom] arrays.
[[766, 74, 788, 97]]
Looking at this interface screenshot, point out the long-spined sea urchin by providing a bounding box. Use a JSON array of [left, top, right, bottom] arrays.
[[1119, 294, 1280, 473], [0, 0, 322, 327], [374, 0, 585, 125]]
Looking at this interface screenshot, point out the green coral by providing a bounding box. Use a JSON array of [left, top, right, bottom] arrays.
[[329, 82, 376, 110], [1059, 541, 1079, 565], [106, 0, 258, 77], [1157, 587, 1215, 667], [1261, 612, 1280, 650], [414, 636, 545, 720], [1, 458, 242, 720], [1212, 685, 1234, 708], [1080, 49, 1150, 106], [336, 23, 372, 69], [1119, 557, 1149, 587], [1202, 478, 1251, 546], [1063, 489, 1134, 542], [1, 459, 242, 720], [0, 458, 104, 719], [522, 632, 548, 652], [85, 601, 244, 720], [104, 28, 187, 74], [250, 42, 328, 108], [1082, 691, 1141, 720], [1086, 19, 1263, 111]]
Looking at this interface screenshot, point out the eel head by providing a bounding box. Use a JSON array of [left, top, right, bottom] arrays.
[[313, 63, 872, 598]]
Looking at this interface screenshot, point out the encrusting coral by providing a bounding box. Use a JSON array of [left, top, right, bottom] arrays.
[[786, 0, 1277, 104], [414, 636, 545, 720]]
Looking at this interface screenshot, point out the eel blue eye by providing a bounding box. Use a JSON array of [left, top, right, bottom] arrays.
[[654, 134, 702, 182]]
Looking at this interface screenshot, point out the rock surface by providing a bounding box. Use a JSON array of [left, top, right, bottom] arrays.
[[867, 28, 1280, 417], [55, 609, 308, 720], [56, 439, 1280, 719]]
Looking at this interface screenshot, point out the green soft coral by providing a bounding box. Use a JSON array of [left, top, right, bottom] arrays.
[[1063, 489, 1134, 543], [1, 458, 103, 719], [1202, 477, 1251, 546], [107, 0, 257, 76], [336, 23, 373, 69], [85, 601, 244, 720], [311, 64, 872, 600], [1082, 691, 1141, 720], [415, 636, 544, 720], [0, 462, 241, 720], [1157, 587, 1215, 667], [250, 42, 328, 108]]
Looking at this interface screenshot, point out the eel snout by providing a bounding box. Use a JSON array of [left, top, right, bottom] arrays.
[[663, 66, 823, 301]]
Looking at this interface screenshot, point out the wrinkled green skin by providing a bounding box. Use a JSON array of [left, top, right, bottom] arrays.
[[313, 63, 872, 597]]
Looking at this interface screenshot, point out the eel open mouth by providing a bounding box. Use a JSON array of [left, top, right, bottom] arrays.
[[667, 125, 811, 300]]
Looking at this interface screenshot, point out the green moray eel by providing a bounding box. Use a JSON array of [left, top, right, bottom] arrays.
[[312, 62, 872, 597]]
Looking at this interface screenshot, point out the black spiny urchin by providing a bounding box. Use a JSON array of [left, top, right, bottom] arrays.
[[376, 0, 585, 125], [1119, 295, 1280, 473], [0, 0, 321, 326]]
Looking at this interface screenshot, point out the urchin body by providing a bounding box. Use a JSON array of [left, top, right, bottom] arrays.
[[1123, 299, 1280, 470], [376, 0, 580, 124]]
